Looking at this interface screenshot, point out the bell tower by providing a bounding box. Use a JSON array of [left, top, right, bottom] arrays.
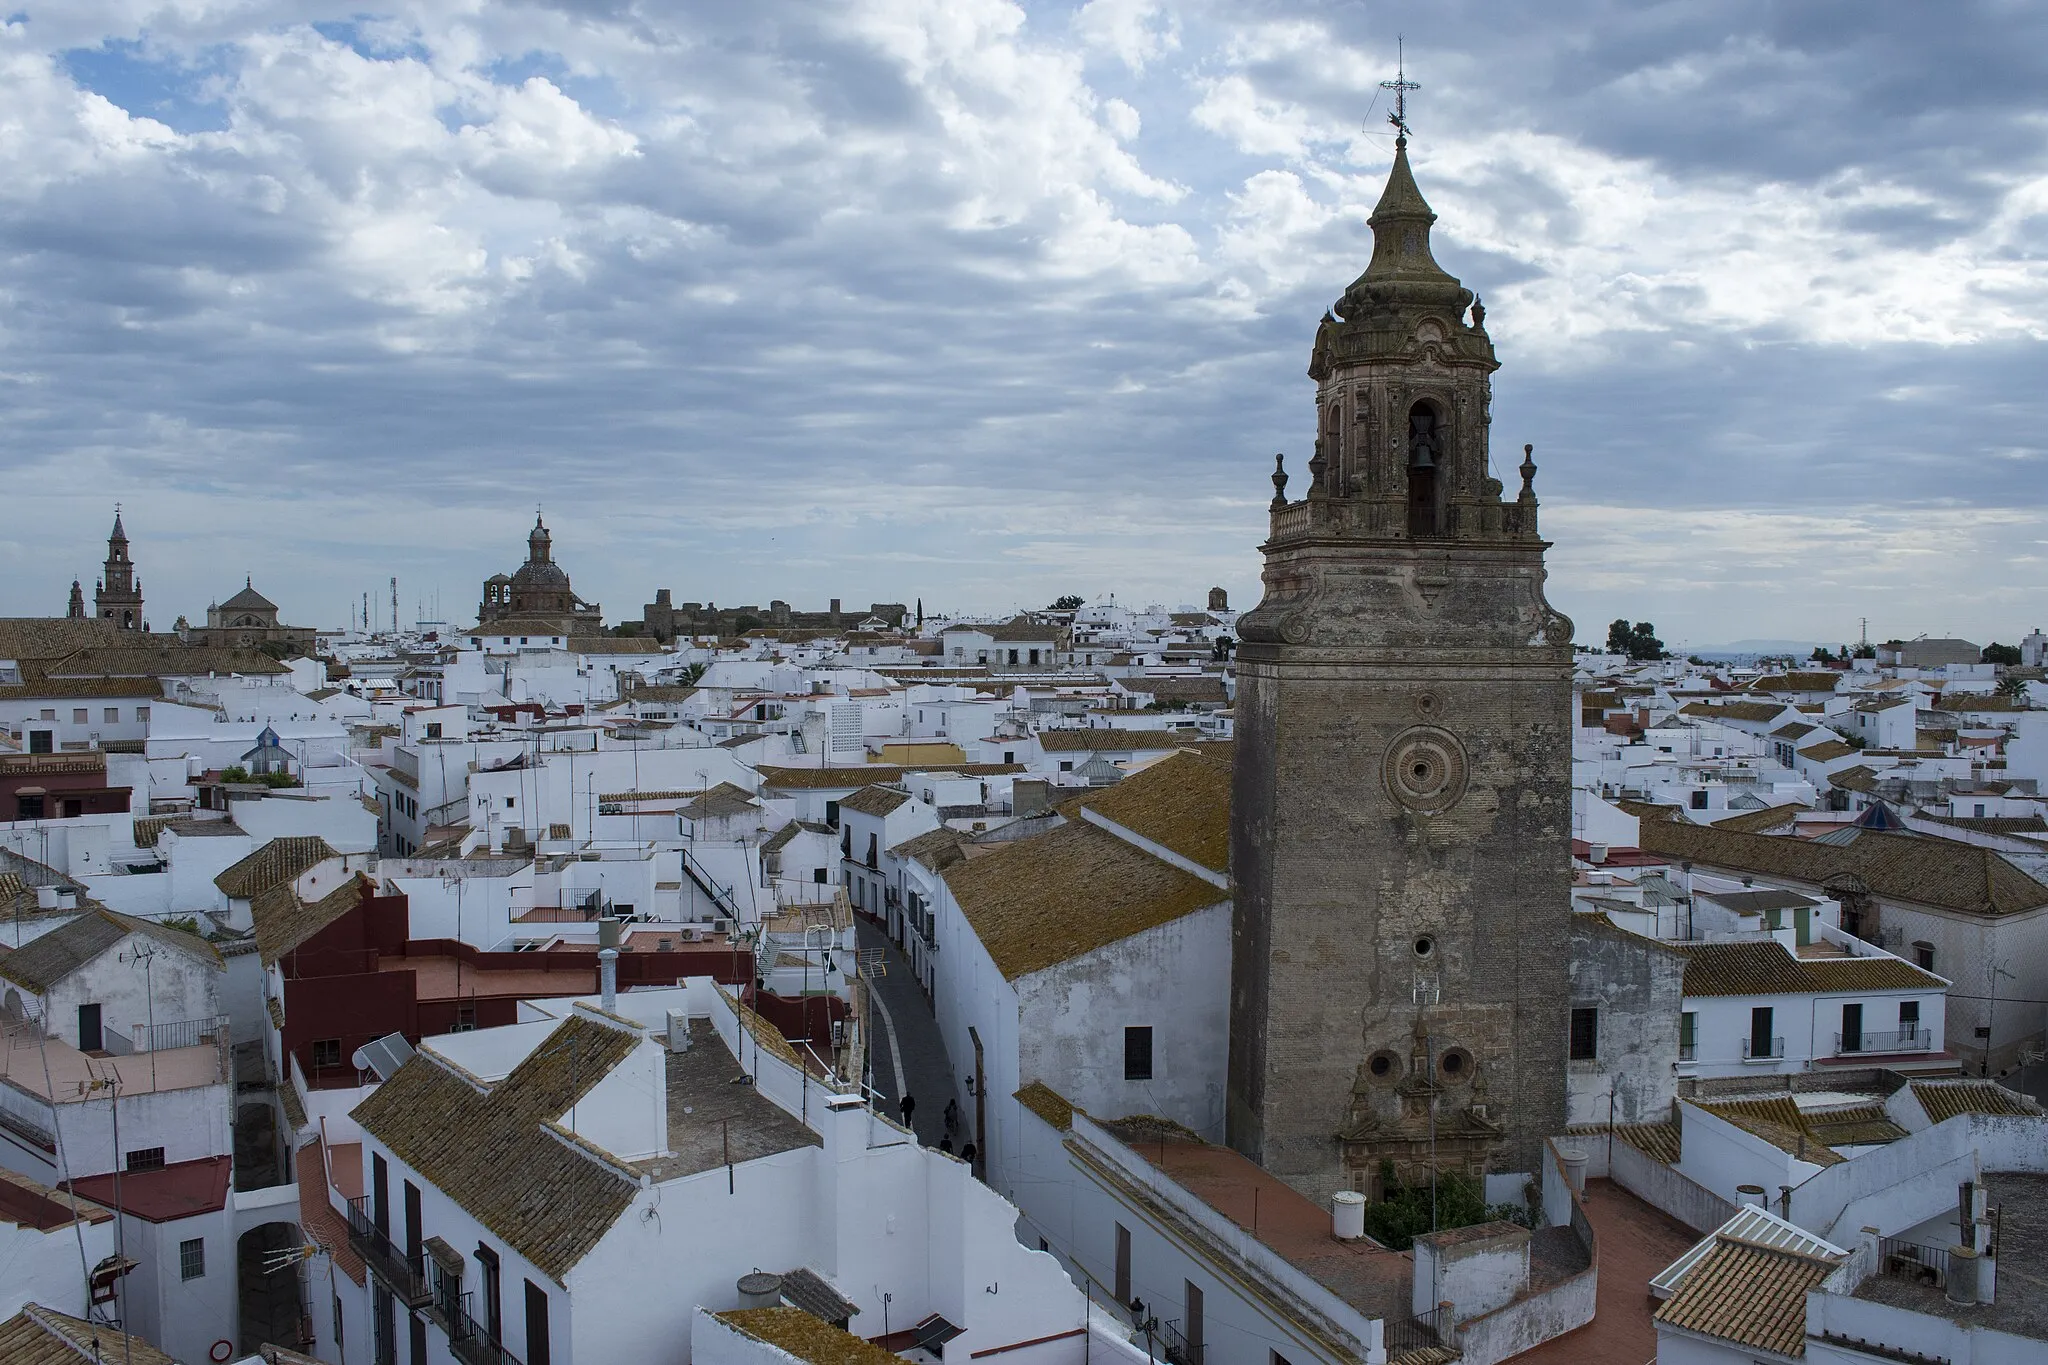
[[95, 508, 145, 633], [1228, 133, 1574, 1200]]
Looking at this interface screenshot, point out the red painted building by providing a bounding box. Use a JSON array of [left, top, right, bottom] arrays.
[[0, 753, 131, 822], [276, 884, 758, 1090]]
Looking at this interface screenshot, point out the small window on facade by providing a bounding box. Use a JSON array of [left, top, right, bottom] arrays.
[[506, 797, 515, 809], [1568, 1007, 1598, 1061], [1059, 761, 1073, 772], [104, 708, 120, 723], [1689, 790, 1709, 810], [1003, 751, 1014, 764], [136, 706, 149, 722], [73, 708, 89, 724], [813, 867, 827, 884], [312, 1039, 343, 1069], [180, 1237, 205, 1280], [1913, 941, 1936, 972], [1124, 1026, 1154, 1081], [825, 800, 840, 827], [426, 723, 442, 739], [126, 1147, 166, 1172], [39, 709, 55, 721]]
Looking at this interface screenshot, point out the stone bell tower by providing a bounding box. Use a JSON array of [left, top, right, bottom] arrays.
[[95, 508, 145, 633], [1227, 135, 1574, 1201]]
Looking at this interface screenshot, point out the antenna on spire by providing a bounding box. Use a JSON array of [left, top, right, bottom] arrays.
[[1379, 36, 1420, 146]]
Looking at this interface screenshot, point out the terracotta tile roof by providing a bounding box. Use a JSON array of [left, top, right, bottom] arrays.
[[1679, 700, 1791, 724], [0, 1305, 178, 1365], [0, 617, 128, 661], [350, 1015, 642, 1280], [0, 908, 220, 992], [215, 836, 337, 900], [45, 645, 289, 678], [763, 820, 833, 855], [1691, 1098, 1845, 1166], [1638, 820, 2048, 916], [839, 784, 912, 818], [942, 818, 1227, 980], [1653, 1237, 1839, 1355], [1677, 938, 1942, 997], [1711, 804, 1805, 835], [1606, 1121, 1682, 1164], [253, 874, 365, 968], [280, 1074, 308, 1131], [888, 825, 968, 871], [1910, 1080, 2042, 1123], [1068, 749, 1230, 874], [1798, 739, 1858, 762], [1036, 728, 1194, 754], [678, 783, 760, 820], [1805, 1106, 1907, 1148], [1014, 1081, 1076, 1131], [717, 1307, 904, 1365], [0, 1166, 111, 1232], [300, 1139, 365, 1286], [755, 764, 1021, 790]]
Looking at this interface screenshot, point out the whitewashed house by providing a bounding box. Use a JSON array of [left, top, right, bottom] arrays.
[[337, 981, 1098, 1365]]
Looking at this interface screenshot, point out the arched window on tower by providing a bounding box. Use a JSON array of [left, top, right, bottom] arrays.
[[1406, 401, 1444, 536]]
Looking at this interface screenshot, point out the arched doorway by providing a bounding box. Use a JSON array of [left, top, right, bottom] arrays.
[[237, 1220, 312, 1353]]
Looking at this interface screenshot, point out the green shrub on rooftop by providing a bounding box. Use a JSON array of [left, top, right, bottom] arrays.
[[1360, 1162, 1533, 1251]]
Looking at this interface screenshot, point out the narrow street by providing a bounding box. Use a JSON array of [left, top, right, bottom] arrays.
[[857, 918, 960, 1150]]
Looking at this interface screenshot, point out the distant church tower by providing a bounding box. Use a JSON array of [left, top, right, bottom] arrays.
[[1229, 134, 1574, 1199], [66, 579, 85, 619], [95, 509, 145, 632]]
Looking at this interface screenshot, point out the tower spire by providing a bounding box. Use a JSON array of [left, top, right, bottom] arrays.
[[1378, 36, 1419, 146]]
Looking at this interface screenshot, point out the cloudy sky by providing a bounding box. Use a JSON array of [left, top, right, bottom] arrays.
[[1, 0, 2044, 649]]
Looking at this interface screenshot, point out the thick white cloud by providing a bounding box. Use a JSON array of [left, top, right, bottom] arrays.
[[0, 0, 2042, 645]]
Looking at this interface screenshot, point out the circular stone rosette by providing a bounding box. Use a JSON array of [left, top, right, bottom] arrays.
[[1382, 725, 1469, 815]]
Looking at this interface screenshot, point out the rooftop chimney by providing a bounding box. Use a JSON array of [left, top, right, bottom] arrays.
[[598, 916, 620, 1012]]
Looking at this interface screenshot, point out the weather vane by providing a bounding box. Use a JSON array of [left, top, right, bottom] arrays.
[[1379, 36, 1419, 145]]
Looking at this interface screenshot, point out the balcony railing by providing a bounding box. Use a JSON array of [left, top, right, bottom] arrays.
[[1384, 1307, 1445, 1357], [1158, 1318, 1203, 1365], [131, 1014, 229, 1053], [1835, 1027, 1931, 1055], [445, 1292, 523, 1365], [1877, 1237, 1948, 1290], [345, 1196, 430, 1306], [1742, 1036, 1786, 1061]]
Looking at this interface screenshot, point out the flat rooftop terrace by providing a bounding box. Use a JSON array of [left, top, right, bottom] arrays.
[[1, 1019, 223, 1101], [1853, 1172, 2048, 1341], [630, 1019, 819, 1184], [1102, 1123, 1411, 1321]]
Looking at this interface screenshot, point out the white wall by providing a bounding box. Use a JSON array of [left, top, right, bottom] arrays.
[[0, 1204, 119, 1319], [39, 931, 222, 1052], [1015, 903, 1231, 1142]]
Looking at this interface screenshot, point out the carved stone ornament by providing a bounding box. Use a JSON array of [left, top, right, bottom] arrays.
[[1382, 725, 1469, 814]]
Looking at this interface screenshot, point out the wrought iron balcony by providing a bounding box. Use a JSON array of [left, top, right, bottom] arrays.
[[1159, 1318, 1203, 1365], [1834, 1027, 1930, 1055], [446, 1294, 523, 1365], [344, 1196, 430, 1306], [1741, 1036, 1786, 1061]]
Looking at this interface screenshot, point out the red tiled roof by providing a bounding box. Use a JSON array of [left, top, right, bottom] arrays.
[[66, 1155, 230, 1223]]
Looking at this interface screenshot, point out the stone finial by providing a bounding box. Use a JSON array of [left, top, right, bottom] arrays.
[[1308, 439, 1329, 500], [1270, 453, 1288, 509], [1519, 444, 1537, 498], [1470, 296, 1486, 329]]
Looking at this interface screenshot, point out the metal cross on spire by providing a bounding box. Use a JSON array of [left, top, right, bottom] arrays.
[[1379, 36, 1419, 146]]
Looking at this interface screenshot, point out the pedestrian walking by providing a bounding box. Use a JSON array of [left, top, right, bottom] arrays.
[[899, 1093, 916, 1128]]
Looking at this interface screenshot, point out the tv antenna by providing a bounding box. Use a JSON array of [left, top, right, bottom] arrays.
[[1379, 37, 1420, 143]]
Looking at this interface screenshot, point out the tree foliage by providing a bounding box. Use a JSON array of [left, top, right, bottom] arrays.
[[1983, 642, 2023, 666], [1049, 594, 1084, 611], [1606, 619, 1666, 661], [1358, 1164, 1532, 1252]]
